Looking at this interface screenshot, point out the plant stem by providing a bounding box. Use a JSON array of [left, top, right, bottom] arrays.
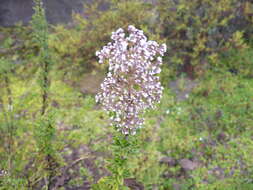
[[41, 61, 49, 116], [3, 72, 14, 175], [31, 1, 55, 189]]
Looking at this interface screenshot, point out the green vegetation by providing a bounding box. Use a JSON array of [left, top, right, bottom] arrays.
[[0, 0, 253, 189]]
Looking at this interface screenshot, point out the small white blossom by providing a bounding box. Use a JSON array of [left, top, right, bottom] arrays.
[[0, 170, 8, 177], [7, 105, 13, 112], [177, 107, 182, 114], [96, 25, 166, 135]]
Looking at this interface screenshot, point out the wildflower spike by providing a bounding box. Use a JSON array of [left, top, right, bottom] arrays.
[[96, 25, 166, 135]]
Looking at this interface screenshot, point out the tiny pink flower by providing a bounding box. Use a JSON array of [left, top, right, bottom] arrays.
[[96, 25, 166, 135]]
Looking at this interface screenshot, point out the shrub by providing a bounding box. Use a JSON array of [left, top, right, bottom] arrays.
[[157, 0, 253, 77], [31, 0, 58, 189], [49, 0, 158, 76], [218, 32, 253, 77]]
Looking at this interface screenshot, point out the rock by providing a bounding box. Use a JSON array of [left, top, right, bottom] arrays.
[[162, 171, 174, 179], [152, 184, 159, 190], [208, 166, 225, 179], [160, 156, 176, 166], [0, 0, 34, 26], [124, 178, 144, 190], [0, 0, 156, 26], [0, 33, 5, 42], [179, 159, 198, 171], [0, 0, 91, 26], [169, 77, 198, 102], [51, 100, 60, 108], [173, 183, 181, 190], [217, 132, 227, 142]]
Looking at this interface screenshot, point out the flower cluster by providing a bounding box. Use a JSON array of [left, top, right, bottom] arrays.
[[96, 25, 166, 135]]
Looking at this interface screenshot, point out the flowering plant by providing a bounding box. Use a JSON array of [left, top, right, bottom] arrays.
[[96, 25, 166, 135]]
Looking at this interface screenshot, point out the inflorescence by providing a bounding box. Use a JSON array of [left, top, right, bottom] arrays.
[[96, 25, 166, 135]]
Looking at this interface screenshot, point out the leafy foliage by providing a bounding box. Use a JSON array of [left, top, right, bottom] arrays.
[[49, 0, 158, 75], [157, 0, 253, 77]]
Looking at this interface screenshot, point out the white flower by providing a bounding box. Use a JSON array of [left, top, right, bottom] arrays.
[[7, 105, 13, 111], [96, 25, 166, 135], [95, 51, 100, 56], [177, 107, 182, 114]]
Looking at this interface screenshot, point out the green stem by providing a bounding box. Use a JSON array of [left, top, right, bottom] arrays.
[[32, 1, 55, 188], [4, 72, 14, 175], [111, 134, 133, 188]]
